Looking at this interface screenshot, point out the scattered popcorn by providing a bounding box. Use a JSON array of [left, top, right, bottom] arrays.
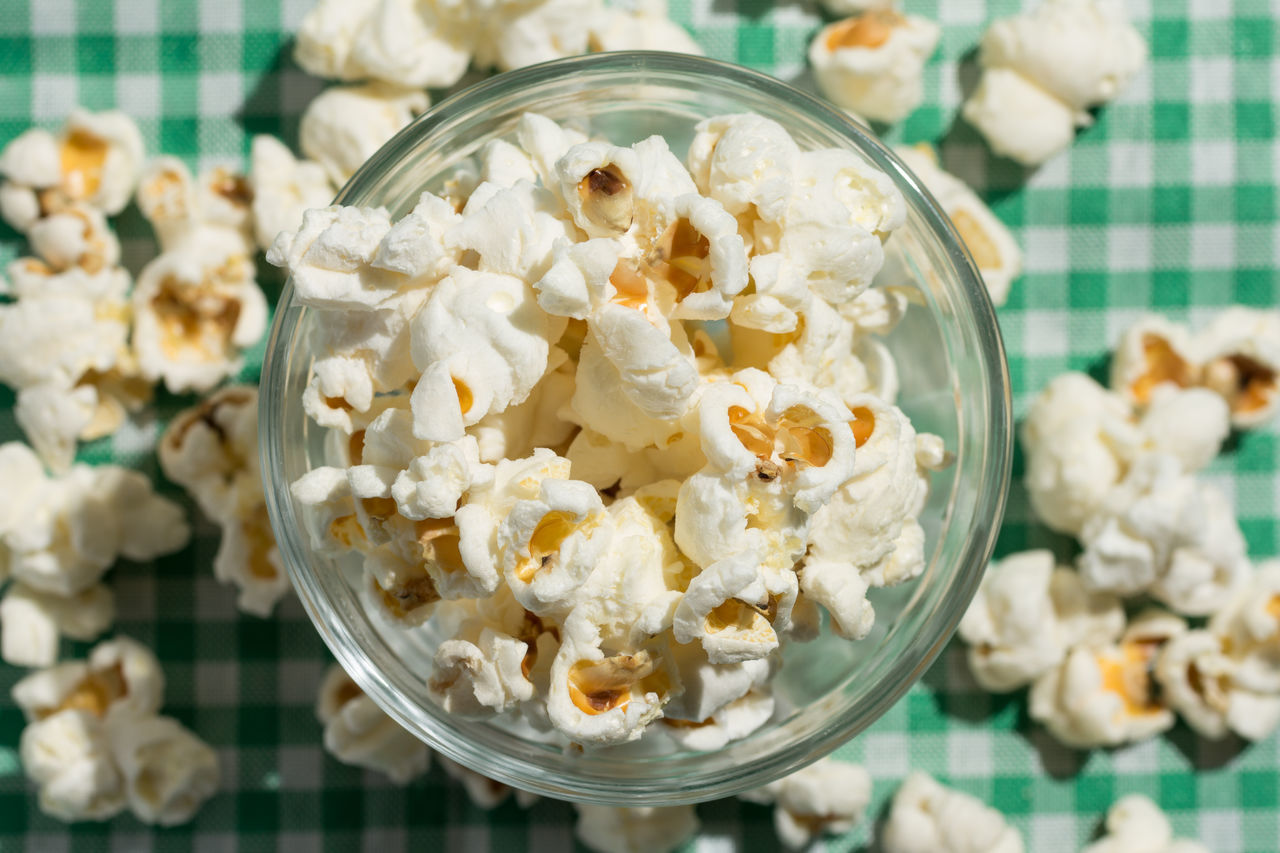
[[810, 10, 941, 124], [963, 0, 1146, 166], [300, 82, 429, 186], [135, 156, 254, 253], [293, 0, 380, 81], [739, 757, 871, 849], [1195, 306, 1280, 429], [1081, 794, 1211, 853], [574, 803, 699, 853], [0, 581, 114, 668], [958, 550, 1123, 692], [1029, 609, 1184, 749], [1135, 386, 1230, 473], [26, 204, 121, 273], [587, 0, 702, 55], [1077, 453, 1249, 615], [894, 144, 1022, 306], [881, 771, 1024, 853], [0, 443, 189, 597], [316, 663, 432, 783], [249, 135, 336, 251], [131, 228, 269, 393], [439, 755, 538, 810], [12, 637, 219, 825], [0, 108, 144, 232], [277, 111, 938, 751], [1109, 314, 1198, 409]]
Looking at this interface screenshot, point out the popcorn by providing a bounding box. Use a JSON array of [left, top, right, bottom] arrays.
[[26, 204, 121, 273], [12, 636, 164, 724], [293, 0, 379, 81], [661, 689, 773, 751], [249, 135, 336, 251], [587, 0, 703, 55], [673, 550, 785, 664], [0, 581, 114, 668], [475, 0, 597, 73], [439, 755, 537, 810], [316, 663, 432, 783], [214, 512, 290, 618], [810, 11, 941, 124], [300, 82, 429, 186], [0, 445, 190, 597], [574, 803, 699, 853], [131, 230, 269, 393], [1020, 372, 1140, 536], [894, 145, 1022, 306], [686, 113, 798, 223], [881, 771, 1024, 853], [958, 550, 1124, 692], [0, 109, 144, 231], [18, 709, 126, 821], [964, 0, 1146, 167], [1081, 794, 1211, 853], [1109, 315, 1198, 408], [1197, 561, 1280, 739], [348, 0, 477, 90], [135, 156, 254, 253], [450, 180, 575, 282], [410, 267, 565, 441], [1154, 629, 1280, 742], [160, 386, 261, 522], [961, 67, 1079, 168], [1077, 453, 1249, 615], [428, 626, 535, 717], [1029, 610, 1184, 749], [1195, 306, 1280, 428], [1136, 386, 1229, 473], [107, 714, 219, 826], [740, 757, 871, 850]]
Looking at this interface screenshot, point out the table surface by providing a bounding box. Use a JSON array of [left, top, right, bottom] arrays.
[[0, 0, 1277, 850]]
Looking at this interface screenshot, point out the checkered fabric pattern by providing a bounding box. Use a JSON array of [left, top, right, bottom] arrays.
[[0, 0, 1275, 850]]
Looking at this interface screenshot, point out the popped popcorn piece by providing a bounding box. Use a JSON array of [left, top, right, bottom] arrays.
[[881, 771, 1024, 853], [1077, 453, 1249, 615], [672, 549, 789, 664], [12, 636, 164, 725], [1029, 610, 1184, 749], [0, 581, 114, 668], [587, 0, 702, 55], [300, 82, 429, 186], [475, 0, 597, 73], [348, 0, 477, 90], [316, 664, 432, 783], [810, 11, 941, 124], [1136, 386, 1230, 473], [106, 714, 219, 826], [249, 135, 336, 251], [18, 709, 125, 822], [0, 445, 190, 597], [1081, 794, 1211, 853], [1155, 629, 1280, 742], [0, 109, 144, 231], [980, 0, 1147, 114], [803, 397, 934, 638], [293, 0, 379, 81], [267, 205, 405, 310], [131, 230, 268, 393], [135, 156, 254, 252], [661, 688, 774, 751], [1195, 306, 1280, 428], [1109, 315, 1198, 408], [961, 67, 1080, 167], [214, 511, 290, 618], [410, 267, 565, 441], [1198, 561, 1280, 739], [964, 0, 1146, 167], [686, 113, 799, 222], [159, 386, 261, 522], [439, 755, 537, 810], [428, 626, 536, 718], [740, 757, 871, 850], [450, 179, 575, 282], [958, 550, 1124, 692], [27, 204, 121, 273], [1020, 372, 1140, 536], [573, 803, 699, 853], [894, 144, 1022, 306], [663, 641, 773, 724]]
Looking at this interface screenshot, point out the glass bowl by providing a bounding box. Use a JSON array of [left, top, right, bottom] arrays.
[[260, 52, 1011, 806]]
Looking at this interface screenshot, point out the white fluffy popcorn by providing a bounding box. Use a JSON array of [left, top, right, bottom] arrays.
[[1155, 629, 1280, 742], [958, 550, 1123, 692], [1081, 794, 1210, 853], [0, 581, 114, 668], [348, 0, 477, 90], [26, 204, 121, 273], [894, 144, 1022, 306], [740, 758, 872, 849], [135, 156, 254, 253], [588, 0, 702, 55], [1196, 306, 1280, 428], [881, 771, 1024, 853], [1109, 314, 1198, 408], [18, 709, 126, 822], [0, 109, 144, 232], [107, 714, 220, 826], [810, 11, 941, 124], [131, 230, 268, 394], [300, 82, 429, 186], [293, 0, 379, 81], [1136, 386, 1229, 473], [964, 0, 1146, 167], [1077, 453, 1249, 615], [316, 664, 432, 783], [574, 803, 699, 853], [249, 134, 336, 251], [1029, 609, 1184, 749]]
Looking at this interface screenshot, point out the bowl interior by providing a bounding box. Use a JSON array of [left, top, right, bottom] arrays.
[[260, 53, 1011, 805]]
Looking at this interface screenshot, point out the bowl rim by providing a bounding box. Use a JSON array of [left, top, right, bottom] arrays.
[[260, 50, 1013, 805]]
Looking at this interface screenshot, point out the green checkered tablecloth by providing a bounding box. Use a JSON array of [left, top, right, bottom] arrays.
[[0, 0, 1276, 850]]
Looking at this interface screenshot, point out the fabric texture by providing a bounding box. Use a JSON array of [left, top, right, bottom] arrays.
[[0, 0, 1276, 850]]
